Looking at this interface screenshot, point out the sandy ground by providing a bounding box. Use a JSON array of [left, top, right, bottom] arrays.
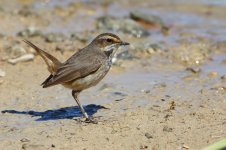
[[0, 0, 226, 150]]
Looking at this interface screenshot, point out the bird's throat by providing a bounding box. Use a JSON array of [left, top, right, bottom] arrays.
[[104, 48, 114, 57]]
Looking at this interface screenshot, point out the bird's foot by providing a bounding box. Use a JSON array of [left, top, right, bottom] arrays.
[[84, 117, 98, 124], [74, 116, 99, 124]]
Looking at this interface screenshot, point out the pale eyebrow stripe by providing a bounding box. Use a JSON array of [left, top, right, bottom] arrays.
[[98, 36, 120, 42]]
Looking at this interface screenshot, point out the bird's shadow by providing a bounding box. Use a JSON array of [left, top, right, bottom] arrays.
[[1, 104, 107, 121]]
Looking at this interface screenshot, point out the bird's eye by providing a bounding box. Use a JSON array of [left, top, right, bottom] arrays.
[[106, 38, 113, 43]]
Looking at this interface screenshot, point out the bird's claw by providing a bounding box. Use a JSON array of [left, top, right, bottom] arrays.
[[84, 117, 98, 124]]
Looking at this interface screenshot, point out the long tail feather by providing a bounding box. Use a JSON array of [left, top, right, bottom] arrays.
[[23, 40, 62, 75]]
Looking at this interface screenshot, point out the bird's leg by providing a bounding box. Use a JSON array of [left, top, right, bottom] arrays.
[[72, 90, 89, 119], [72, 90, 97, 123]]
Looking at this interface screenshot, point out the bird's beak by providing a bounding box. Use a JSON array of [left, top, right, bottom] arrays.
[[120, 42, 130, 46]]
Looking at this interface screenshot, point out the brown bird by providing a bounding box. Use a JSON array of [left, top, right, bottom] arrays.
[[24, 33, 129, 123]]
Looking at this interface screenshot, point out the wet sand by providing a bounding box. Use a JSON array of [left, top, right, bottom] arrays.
[[0, 0, 226, 150]]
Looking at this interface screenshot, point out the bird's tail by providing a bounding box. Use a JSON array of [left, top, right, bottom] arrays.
[[23, 40, 62, 75]]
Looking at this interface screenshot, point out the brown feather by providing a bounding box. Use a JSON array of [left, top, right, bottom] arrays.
[[42, 46, 105, 88], [23, 40, 62, 75]]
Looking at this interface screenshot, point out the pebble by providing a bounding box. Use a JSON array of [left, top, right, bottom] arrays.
[[17, 26, 43, 37], [130, 10, 169, 35], [97, 16, 150, 38], [45, 33, 66, 43], [182, 145, 190, 149], [144, 133, 153, 139], [141, 89, 150, 93], [98, 83, 114, 91], [221, 75, 226, 80], [211, 41, 226, 53], [169, 101, 176, 110], [140, 145, 148, 149], [22, 144, 45, 150], [70, 33, 92, 43], [113, 92, 127, 97], [186, 67, 201, 74], [163, 126, 173, 132], [130, 11, 165, 26], [8, 54, 34, 65], [17, 6, 36, 17], [131, 42, 163, 55], [208, 71, 218, 78], [10, 45, 27, 58], [0, 69, 6, 77], [20, 138, 30, 143], [153, 83, 167, 88]]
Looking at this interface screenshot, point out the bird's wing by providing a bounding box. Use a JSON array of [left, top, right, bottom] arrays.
[[42, 53, 102, 88]]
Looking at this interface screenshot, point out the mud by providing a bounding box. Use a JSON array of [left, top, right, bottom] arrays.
[[0, 0, 226, 150]]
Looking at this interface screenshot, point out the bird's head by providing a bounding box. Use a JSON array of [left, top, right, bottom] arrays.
[[90, 33, 129, 57]]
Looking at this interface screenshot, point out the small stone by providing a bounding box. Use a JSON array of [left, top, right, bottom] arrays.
[[182, 144, 190, 149], [165, 95, 171, 98], [210, 84, 223, 90], [164, 114, 172, 120], [186, 67, 201, 74], [113, 92, 127, 96], [97, 16, 149, 38], [8, 54, 34, 65], [140, 145, 148, 149], [169, 101, 176, 110], [45, 33, 66, 43], [211, 41, 226, 53], [18, 6, 36, 17], [98, 83, 114, 91], [208, 71, 218, 78], [17, 26, 43, 37], [0, 69, 6, 77], [22, 144, 45, 150], [220, 75, 226, 80], [10, 45, 27, 58], [141, 89, 150, 93], [70, 33, 92, 43], [131, 42, 163, 55], [130, 11, 170, 35], [130, 11, 165, 26], [153, 104, 160, 107], [144, 133, 153, 139], [153, 83, 167, 88], [55, 46, 65, 54], [147, 43, 162, 52], [163, 126, 173, 132], [20, 138, 30, 142], [161, 25, 170, 36]]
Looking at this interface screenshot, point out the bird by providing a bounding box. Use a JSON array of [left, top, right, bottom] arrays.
[[23, 33, 129, 123]]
